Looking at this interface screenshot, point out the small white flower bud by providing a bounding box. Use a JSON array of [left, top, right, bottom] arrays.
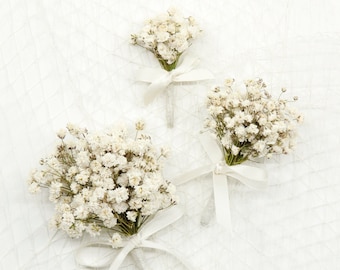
[[135, 120, 145, 131], [57, 129, 66, 139]]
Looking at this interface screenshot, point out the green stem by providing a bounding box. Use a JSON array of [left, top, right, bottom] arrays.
[[158, 54, 181, 71], [224, 151, 248, 166]]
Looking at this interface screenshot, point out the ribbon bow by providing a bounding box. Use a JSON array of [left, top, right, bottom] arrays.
[[172, 133, 267, 232], [136, 55, 214, 105], [76, 206, 195, 270]]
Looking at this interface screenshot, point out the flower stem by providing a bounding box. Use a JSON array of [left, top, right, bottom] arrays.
[[165, 86, 175, 128], [157, 55, 181, 128], [157, 55, 180, 72]]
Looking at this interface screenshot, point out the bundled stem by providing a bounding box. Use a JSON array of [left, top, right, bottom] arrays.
[[158, 55, 180, 128]]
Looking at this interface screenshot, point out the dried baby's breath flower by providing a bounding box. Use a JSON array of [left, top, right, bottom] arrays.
[[135, 120, 145, 131], [131, 8, 201, 71], [206, 78, 303, 165], [28, 122, 177, 240], [57, 129, 66, 139], [160, 146, 171, 158]]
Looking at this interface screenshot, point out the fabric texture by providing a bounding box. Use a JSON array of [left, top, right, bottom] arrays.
[[1, 0, 340, 269]]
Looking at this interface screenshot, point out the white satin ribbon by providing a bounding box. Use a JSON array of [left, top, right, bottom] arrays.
[[75, 206, 195, 270], [136, 55, 214, 105], [172, 133, 267, 231]]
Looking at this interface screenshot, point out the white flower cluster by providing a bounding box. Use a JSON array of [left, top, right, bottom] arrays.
[[28, 122, 177, 240], [131, 8, 201, 70], [206, 79, 303, 165]]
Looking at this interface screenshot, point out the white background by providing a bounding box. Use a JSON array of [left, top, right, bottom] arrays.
[[1, 0, 340, 269]]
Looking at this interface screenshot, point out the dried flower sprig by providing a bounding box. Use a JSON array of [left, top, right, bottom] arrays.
[[28, 121, 177, 243], [131, 8, 201, 71], [205, 78, 303, 166]]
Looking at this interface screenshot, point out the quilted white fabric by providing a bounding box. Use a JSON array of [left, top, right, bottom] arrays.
[[1, 0, 340, 269]]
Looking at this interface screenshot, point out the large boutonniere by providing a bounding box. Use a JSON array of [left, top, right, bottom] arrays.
[[28, 122, 195, 269]]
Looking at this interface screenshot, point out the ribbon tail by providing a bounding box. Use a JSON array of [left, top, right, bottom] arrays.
[[220, 164, 267, 190], [213, 173, 232, 233], [170, 164, 212, 185], [130, 248, 147, 270], [140, 206, 183, 238], [144, 73, 173, 105], [140, 240, 198, 270], [174, 69, 214, 82], [144, 83, 166, 105], [198, 133, 223, 163], [75, 242, 116, 269], [109, 242, 135, 270], [135, 68, 170, 105]]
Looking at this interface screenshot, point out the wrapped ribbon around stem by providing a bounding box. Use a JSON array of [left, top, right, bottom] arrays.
[[75, 206, 196, 270], [136, 55, 214, 128], [171, 133, 268, 232]]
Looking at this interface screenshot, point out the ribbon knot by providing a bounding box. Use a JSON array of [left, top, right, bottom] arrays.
[[76, 206, 196, 270], [214, 163, 224, 175], [129, 234, 142, 248], [135, 55, 214, 105]]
